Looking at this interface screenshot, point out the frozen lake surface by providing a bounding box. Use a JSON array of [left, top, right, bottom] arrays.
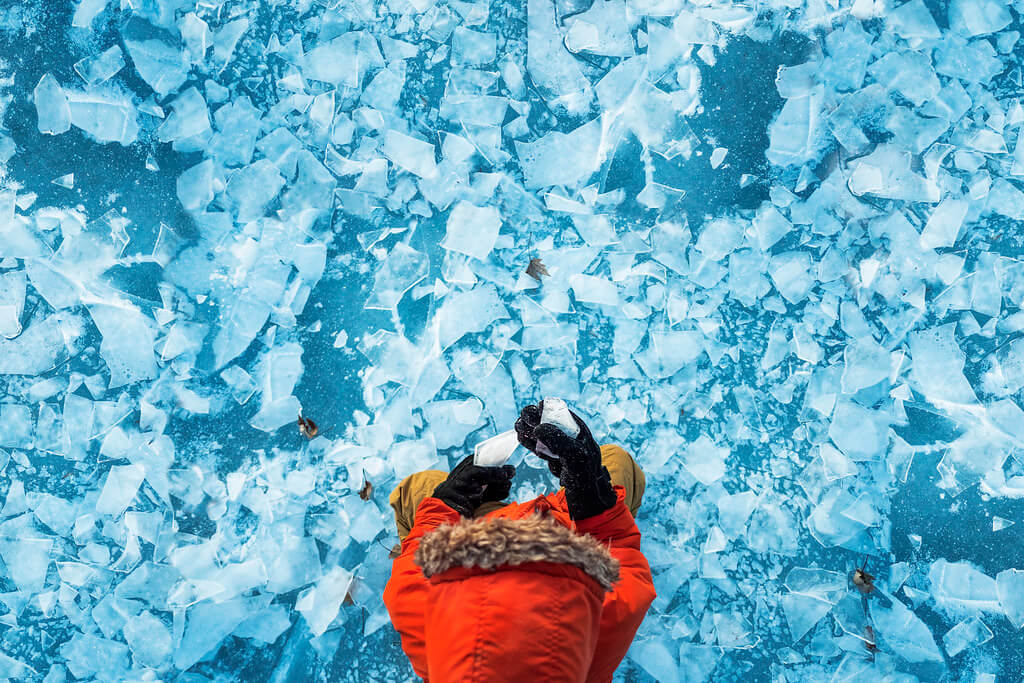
[[1, 0, 1024, 680]]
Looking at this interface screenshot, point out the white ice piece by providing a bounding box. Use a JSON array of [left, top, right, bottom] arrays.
[[997, 569, 1024, 628], [473, 429, 519, 467], [95, 464, 146, 517], [34, 74, 71, 135], [541, 397, 579, 438], [442, 201, 501, 261]]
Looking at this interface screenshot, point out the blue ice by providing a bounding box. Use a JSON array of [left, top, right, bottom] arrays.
[[0, 0, 1023, 680]]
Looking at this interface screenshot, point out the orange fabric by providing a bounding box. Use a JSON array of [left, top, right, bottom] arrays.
[[383, 485, 656, 682]]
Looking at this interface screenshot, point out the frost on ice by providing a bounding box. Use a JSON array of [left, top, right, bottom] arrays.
[[3, 0, 1024, 680]]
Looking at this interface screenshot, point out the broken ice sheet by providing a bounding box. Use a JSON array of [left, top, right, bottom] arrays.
[[10, 0, 1024, 677]]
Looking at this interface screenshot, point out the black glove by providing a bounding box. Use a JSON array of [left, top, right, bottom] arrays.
[[516, 402, 617, 521], [432, 453, 516, 517], [515, 403, 562, 478]]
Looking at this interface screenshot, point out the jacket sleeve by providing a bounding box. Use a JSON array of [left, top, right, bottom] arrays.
[[382, 497, 460, 682], [574, 485, 657, 683]]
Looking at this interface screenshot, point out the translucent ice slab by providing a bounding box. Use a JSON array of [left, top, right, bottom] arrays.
[[473, 429, 519, 467]]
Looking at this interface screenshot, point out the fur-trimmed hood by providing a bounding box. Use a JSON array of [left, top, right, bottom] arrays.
[[414, 512, 621, 591]]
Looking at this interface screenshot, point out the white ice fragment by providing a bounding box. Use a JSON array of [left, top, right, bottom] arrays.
[[87, 302, 157, 388], [888, 0, 941, 40], [0, 270, 26, 339], [943, 616, 993, 657], [174, 597, 265, 671], [61, 633, 129, 681], [847, 145, 939, 201], [515, 117, 603, 190], [920, 197, 968, 249], [72, 0, 109, 27], [0, 537, 51, 593], [122, 611, 172, 668], [868, 51, 940, 106], [929, 559, 1001, 612], [304, 32, 384, 88], [225, 159, 285, 222], [234, 605, 291, 643], [634, 329, 704, 379], [382, 130, 438, 178], [124, 37, 189, 96], [526, 0, 592, 113], [436, 284, 509, 349], [0, 654, 32, 680], [296, 567, 354, 636], [674, 10, 718, 44], [682, 435, 728, 485], [364, 244, 428, 311], [710, 147, 728, 169], [768, 251, 813, 304], [176, 159, 215, 211], [569, 274, 619, 306], [993, 516, 1014, 531], [179, 12, 211, 63], [442, 201, 501, 261], [781, 593, 833, 642], [907, 324, 978, 405], [74, 45, 126, 86], [869, 596, 943, 663], [702, 526, 727, 554], [212, 17, 248, 68], [766, 86, 826, 168], [996, 569, 1024, 628], [452, 27, 497, 65], [841, 338, 891, 393], [156, 87, 210, 142], [630, 639, 679, 683], [66, 89, 139, 145], [829, 400, 886, 461], [948, 0, 1011, 37], [95, 464, 146, 517], [540, 397, 579, 439], [753, 205, 792, 251], [263, 535, 322, 593], [473, 429, 519, 467], [563, 0, 634, 57], [34, 74, 71, 135]]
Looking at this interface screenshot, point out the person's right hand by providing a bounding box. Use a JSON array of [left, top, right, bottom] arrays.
[[514, 402, 617, 521], [515, 402, 561, 478]]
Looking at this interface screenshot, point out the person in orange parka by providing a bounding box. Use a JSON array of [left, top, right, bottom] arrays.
[[383, 401, 657, 682]]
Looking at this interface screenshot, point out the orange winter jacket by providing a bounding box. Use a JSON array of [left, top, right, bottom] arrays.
[[382, 485, 656, 682]]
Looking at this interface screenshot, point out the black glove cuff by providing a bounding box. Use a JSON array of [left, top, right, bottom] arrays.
[[563, 466, 617, 521]]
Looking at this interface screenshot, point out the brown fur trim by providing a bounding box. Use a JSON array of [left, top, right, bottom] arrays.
[[414, 513, 620, 591]]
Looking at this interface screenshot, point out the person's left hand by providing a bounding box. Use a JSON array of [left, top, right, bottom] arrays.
[[432, 454, 516, 517]]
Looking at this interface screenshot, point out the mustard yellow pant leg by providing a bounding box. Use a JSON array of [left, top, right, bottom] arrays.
[[600, 444, 646, 518]]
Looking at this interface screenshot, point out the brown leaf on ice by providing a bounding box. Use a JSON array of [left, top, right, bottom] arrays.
[[852, 568, 875, 595], [297, 414, 318, 439], [526, 257, 550, 280]]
